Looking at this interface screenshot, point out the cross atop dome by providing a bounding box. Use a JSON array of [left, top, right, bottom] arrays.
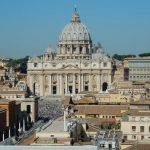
[[71, 7, 80, 23]]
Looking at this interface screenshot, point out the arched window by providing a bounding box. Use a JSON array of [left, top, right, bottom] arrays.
[[63, 33, 66, 40], [67, 33, 71, 40], [73, 33, 77, 40]]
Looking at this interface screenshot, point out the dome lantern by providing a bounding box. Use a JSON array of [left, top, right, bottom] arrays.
[[71, 8, 80, 23]]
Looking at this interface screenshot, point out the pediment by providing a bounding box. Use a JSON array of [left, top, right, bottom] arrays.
[[62, 64, 79, 70]]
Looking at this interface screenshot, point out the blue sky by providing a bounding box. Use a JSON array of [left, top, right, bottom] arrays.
[[0, 0, 150, 58]]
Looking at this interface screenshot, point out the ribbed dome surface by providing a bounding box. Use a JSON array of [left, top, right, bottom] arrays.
[[59, 9, 91, 42]]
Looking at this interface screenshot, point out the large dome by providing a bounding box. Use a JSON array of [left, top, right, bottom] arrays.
[[59, 9, 91, 41]]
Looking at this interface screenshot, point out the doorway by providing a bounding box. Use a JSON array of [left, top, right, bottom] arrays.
[[85, 86, 88, 91], [69, 86, 72, 94], [102, 82, 108, 91]]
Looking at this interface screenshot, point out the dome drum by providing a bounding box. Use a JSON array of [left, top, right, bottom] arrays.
[[57, 8, 92, 60]]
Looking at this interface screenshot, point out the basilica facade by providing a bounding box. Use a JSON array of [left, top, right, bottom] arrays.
[[27, 9, 112, 96]]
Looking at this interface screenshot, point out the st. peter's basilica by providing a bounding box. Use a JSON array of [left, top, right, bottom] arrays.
[[27, 8, 112, 96]]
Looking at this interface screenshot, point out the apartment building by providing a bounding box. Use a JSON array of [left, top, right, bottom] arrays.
[[121, 110, 150, 141]]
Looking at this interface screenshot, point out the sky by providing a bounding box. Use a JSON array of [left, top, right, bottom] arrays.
[[0, 0, 150, 58]]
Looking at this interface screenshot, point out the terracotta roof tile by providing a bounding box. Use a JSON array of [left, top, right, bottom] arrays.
[[74, 105, 128, 116]]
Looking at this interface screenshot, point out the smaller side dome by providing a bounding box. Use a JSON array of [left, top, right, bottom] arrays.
[[44, 44, 54, 61], [45, 44, 53, 54]]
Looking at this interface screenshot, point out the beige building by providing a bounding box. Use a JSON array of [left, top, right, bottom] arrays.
[[0, 67, 6, 82], [27, 9, 112, 97], [0, 82, 38, 123], [0, 57, 7, 68], [113, 65, 124, 82], [95, 91, 130, 103], [73, 105, 128, 122], [126, 57, 150, 82], [111, 81, 148, 101], [20, 97, 38, 122], [121, 110, 150, 141]]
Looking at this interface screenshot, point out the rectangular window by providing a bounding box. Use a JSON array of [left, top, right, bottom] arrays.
[[132, 135, 136, 140], [75, 89, 78, 94], [69, 86, 72, 94], [103, 62, 107, 67], [140, 117, 144, 122], [140, 126, 144, 132], [34, 63, 37, 67], [131, 117, 136, 121], [141, 136, 144, 140], [85, 86, 88, 91], [124, 135, 127, 141], [132, 126, 136, 132]]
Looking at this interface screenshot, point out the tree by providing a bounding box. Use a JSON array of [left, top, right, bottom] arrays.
[[112, 54, 136, 61], [6, 56, 29, 73], [139, 53, 150, 57]]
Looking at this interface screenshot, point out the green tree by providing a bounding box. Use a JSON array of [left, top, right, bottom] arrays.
[[112, 54, 136, 61], [6, 56, 29, 73], [139, 53, 150, 57]]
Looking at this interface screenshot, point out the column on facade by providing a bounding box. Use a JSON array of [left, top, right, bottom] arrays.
[[57, 74, 60, 95], [81, 74, 84, 92], [49, 74, 52, 94], [88, 45, 91, 54], [99, 73, 102, 91], [88, 74, 91, 91], [76, 46, 80, 54], [78, 74, 81, 93], [97, 74, 100, 92], [40, 75, 44, 96], [83, 46, 86, 54], [108, 72, 112, 89], [59, 74, 63, 95], [62, 45, 64, 54], [58, 45, 60, 54], [27, 74, 31, 93], [73, 74, 76, 94], [70, 45, 73, 54], [100, 73, 103, 91], [64, 109, 66, 131], [31, 75, 34, 94], [65, 74, 68, 94]]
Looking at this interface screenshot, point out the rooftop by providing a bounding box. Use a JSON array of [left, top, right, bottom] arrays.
[[124, 143, 150, 150], [125, 57, 150, 61], [130, 100, 150, 105], [0, 98, 15, 104], [42, 117, 65, 133], [0, 90, 26, 94], [73, 97, 98, 105], [84, 118, 116, 125], [124, 109, 150, 116], [74, 105, 128, 116]]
